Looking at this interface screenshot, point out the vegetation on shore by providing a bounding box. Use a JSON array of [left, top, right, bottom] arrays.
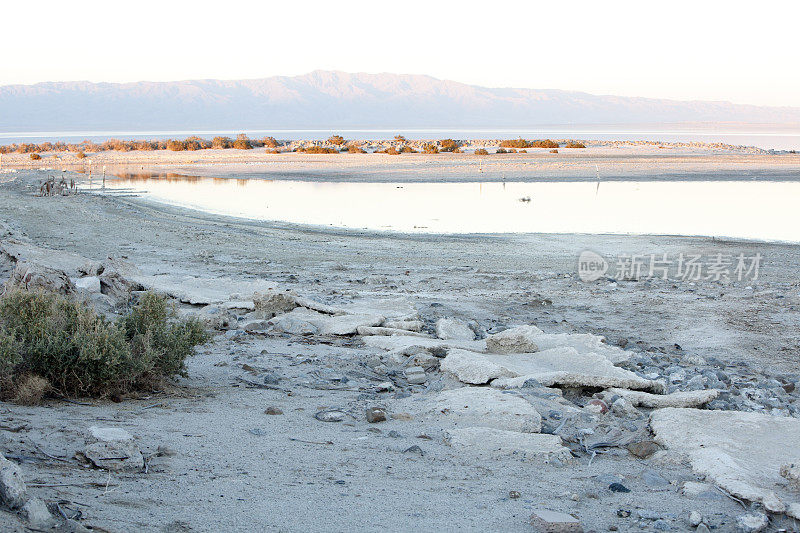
[[0, 290, 209, 403]]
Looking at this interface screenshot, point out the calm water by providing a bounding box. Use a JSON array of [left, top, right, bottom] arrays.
[[84, 175, 800, 242], [4, 126, 800, 151]]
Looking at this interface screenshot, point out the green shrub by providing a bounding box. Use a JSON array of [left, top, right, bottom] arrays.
[[0, 290, 208, 400], [29, 153, 41, 160], [474, 148, 489, 156]]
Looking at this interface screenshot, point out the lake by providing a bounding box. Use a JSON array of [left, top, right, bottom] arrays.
[[83, 174, 800, 242]]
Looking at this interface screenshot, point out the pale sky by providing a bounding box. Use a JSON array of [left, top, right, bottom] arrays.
[[2, 0, 798, 107]]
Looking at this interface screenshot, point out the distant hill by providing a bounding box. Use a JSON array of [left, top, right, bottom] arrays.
[[1, 70, 799, 132]]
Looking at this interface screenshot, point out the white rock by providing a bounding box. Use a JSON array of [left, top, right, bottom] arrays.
[[253, 289, 300, 318], [0, 455, 27, 509], [404, 366, 427, 384], [681, 481, 715, 497], [736, 513, 769, 533], [383, 319, 423, 332], [272, 307, 383, 335], [689, 510, 703, 527], [241, 319, 269, 332], [435, 318, 476, 340], [478, 347, 663, 392], [84, 426, 144, 472], [486, 325, 543, 354], [779, 461, 800, 489], [448, 427, 571, 462], [362, 335, 486, 353], [339, 296, 419, 322], [268, 314, 318, 335], [651, 408, 800, 514], [21, 497, 53, 527], [608, 388, 719, 408], [440, 349, 514, 384], [533, 333, 632, 364], [2, 261, 76, 296], [73, 275, 101, 293], [412, 387, 541, 433], [529, 508, 583, 532], [356, 326, 431, 337]]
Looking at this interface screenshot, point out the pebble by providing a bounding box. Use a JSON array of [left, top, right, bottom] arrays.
[[608, 483, 630, 493], [403, 445, 424, 456], [264, 406, 283, 415], [405, 366, 427, 384], [314, 409, 346, 422], [736, 513, 769, 533], [366, 407, 387, 423], [627, 440, 660, 459], [689, 511, 702, 527]]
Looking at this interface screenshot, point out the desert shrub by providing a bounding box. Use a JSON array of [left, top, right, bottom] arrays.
[[530, 139, 560, 148], [347, 144, 367, 154], [422, 144, 439, 154], [520, 149, 527, 153], [0, 290, 208, 400], [265, 149, 281, 154], [500, 139, 533, 149], [399, 145, 417, 153], [300, 146, 338, 154], [233, 139, 253, 150], [166, 139, 185, 151], [261, 136, 278, 148], [474, 148, 489, 155], [439, 139, 461, 152], [29, 153, 41, 160], [328, 135, 345, 146], [550, 149, 559, 154], [394, 135, 406, 142], [565, 142, 586, 148], [496, 148, 508, 154], [212, 136, 232, 149], [76, 151, 86, 159]]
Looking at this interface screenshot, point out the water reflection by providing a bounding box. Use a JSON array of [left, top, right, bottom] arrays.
[[83, 174, 800, 242]]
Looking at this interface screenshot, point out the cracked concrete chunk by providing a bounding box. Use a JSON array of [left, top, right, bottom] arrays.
[[435, 318, 476, 340], [608, 388, 719, 408], [651, 408, 800, 514], [405, 387, 542, 433], [84, 426, 144, 472], [448, 427, 571, 462]]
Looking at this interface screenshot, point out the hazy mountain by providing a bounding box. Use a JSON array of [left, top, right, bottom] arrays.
[[1, 70, 798, 132]]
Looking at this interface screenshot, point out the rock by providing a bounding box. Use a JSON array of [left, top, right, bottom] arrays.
[[651, 408, 800, 513], [686, 375, 707, 391], [529, 509, 583, 533], [779, 461, 800, 489], [2, 261, 76, 295], [585, 399, 608, 414], [0, 455, 27, 508], [696, 524, 711, 533], [356, 326, 430, 337], [84, 426, 144, 472], [77, 260, 104, 276], [264, 407, 283, 415], [195, 305, 237, 330], [627, 440, 661, 459], [610, 397, 640, 418], [253, 289, 300, 318], [404, 366, 427, 385], [362, 335, 486, 354], [688, 511, 703, 527], [486, 325, 542, 354], [99, 269, 141, 303], [435, 318, 476, 340], [269, 314, 318, 335], [608, 483, 630, 493], [481, 347, 664, 392], [642, 469, 670, 487], [403, 445, 424, 456], [241, 319, 269, 332], [409, 387, 542, 433], [532, 333, 633, 364], [271, 307, 383, 335], [74, 275, 102, 293], [653, 519, 670, 530], [20, 497, 53, 527], [447, 427, 571, 462], [339, 297, 419, 322], [736, 513, 768, 532], [609, 388, 719, 408], [314, 409, 346, 422], [681, 481, 716, 497], [383, 319, 423, 332], [376, 382, 394, 392], [440, 349, 514, 385], [366, 407, 387, 423]]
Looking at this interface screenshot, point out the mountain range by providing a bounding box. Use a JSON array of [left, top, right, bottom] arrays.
[[1, 70, 798, 132]]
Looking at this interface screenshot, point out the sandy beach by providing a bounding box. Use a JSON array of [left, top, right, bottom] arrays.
[[1, 146, 800, 531]]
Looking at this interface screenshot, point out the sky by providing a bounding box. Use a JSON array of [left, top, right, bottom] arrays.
[[2, 0, 798, 107]]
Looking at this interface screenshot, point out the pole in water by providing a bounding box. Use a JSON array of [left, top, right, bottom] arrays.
[[102, 165, 106, 189], [595, 164, 601, 195]]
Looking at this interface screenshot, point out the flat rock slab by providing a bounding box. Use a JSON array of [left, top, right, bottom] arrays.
[[435, 318, 476, 340], [447, 427, 571, 463], [274, 307, 383, 335], [442, 348, 663, 392], [533, 333, 632, 365], [402, 387, 542, 433], [84, 426, 144, 472], [530, 509, 583, 533], [356, 326, 431, 337], [609, 388, 719, 408], [650, 408, 800, 515], [362, 335, 488, 353], [338, 297, 419, 322]]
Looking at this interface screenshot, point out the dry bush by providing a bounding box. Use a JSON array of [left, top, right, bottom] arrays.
[[212, 136, 232, 149], [422, 144, 439, 154], [394, 135, 407, 142], [12, 374, 50, 405], [300, 146, 338, 154], [166, 140, 185, 151], [328, 135, 345, 146], [261, 137, 278, 148], [29, 153, 41, 160], [499, 139, 533, 149], [399, 145, 417, 153], [565, 142, 586, 148], [76, 151, 86, 159], [550, 149, 559, 153], [496, 148, 508, 154], [265, 149, 281, 154], [347, 144, 367, 154], [439, 139, 461, 152], [0, 290, 208, 400], [233, 134, 253, 150], [474, 148, 489, 155]]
